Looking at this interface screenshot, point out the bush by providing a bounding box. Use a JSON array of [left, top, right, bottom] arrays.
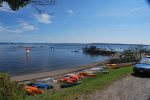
[[0, 73, 25, 100]]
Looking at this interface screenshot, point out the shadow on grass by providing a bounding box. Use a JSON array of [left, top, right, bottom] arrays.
[[131, 73, 150, 78]]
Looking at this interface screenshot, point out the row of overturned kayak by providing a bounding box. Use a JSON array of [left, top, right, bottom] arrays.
[[20, 66, 109, 96]]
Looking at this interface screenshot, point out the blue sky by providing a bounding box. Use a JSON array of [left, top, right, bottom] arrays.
[[0, 0, 150, 44]]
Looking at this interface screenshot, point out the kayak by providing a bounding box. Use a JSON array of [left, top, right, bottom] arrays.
[[26, 88, 35, 95], [106, 64, 117, 66], [40, 77, 58, 83], [30, 83, 53, 89], [59, 77, 78, 83], [101, 70, 109, 74], [66, 74, 81, 80], [90, 67, 104, 71], [41, 77, 52, 81], [24, 86, 44, 95], [35, 77, 57, 84], [90, 67, 109, 74], [78, 72, 96, 77], [106, 64, 118, 69], [60, 81, 83, 88]]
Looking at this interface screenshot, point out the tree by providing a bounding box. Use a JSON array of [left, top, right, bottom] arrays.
[[1, 0, 149, 12], [0, 0, 56, 12], [147, 0, 150, 4], [0, 0, 31, 11]]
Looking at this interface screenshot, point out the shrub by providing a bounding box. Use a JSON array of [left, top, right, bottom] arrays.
[[0, 73, 25, 100]]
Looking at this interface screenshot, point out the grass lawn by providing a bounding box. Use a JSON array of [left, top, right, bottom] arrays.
[[24, 66, 133, 100]]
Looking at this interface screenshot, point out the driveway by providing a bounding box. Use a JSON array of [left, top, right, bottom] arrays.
[[78, 74, 150, 100]]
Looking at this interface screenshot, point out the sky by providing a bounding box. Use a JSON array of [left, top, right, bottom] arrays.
[[0, 0, 150, 44]]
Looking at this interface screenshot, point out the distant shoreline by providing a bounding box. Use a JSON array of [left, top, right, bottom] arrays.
[[0, 42, 149, 46]]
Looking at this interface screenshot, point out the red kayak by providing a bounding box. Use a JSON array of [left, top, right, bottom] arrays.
[[59, 77, 78, 83], [78, 72, 96, 77]]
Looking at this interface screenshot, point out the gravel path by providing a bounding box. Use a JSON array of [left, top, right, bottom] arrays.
[[78, 74, 150, 100]]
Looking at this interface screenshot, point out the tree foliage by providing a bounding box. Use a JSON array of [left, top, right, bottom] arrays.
[[0, 73, 26, 100], [0, 0, 56, 11], [0, 0, 150, 12], [0, 0, 31, 11], [147, 0, 150, 4]]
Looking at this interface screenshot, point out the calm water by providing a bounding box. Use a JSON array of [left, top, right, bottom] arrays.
[[0, 43, 149, 76], [0, 43, 106, 76]]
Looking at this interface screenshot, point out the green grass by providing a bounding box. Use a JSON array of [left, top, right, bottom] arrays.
[[24, 66, 133, 100]]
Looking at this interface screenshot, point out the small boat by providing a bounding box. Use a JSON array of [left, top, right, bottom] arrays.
[[59, 77, 78, 83], [40, 77, 58, 83], [101, 70, 109, 74], [90, 67, 109, 74], [78, 72, 96, 77], [82, 70, 97, 74], [90, 67, 104, 71], [71, 50, 80, 52], [106, 64, 117, 66], [24, 86, 44, 95], [26, 88, 35, 95], [29, 83, 53, 89], [60, 81, 83, 88], [106, 64, 118, 69], [66, 74, 81, 80], [41, 77, 53, 81]]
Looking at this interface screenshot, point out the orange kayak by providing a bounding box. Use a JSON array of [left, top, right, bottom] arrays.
[[26, 88, 35, 95], [106, 64, 118, 69], [24, 86, 44, 95]]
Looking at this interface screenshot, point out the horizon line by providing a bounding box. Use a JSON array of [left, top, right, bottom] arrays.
[[0, 42, 149, 46]]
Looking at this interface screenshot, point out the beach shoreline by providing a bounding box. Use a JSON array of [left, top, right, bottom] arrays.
[[11, 52, 135, 82], [11, 61, 107, 82]]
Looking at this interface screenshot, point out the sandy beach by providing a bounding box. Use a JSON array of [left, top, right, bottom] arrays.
[[11, 61, 106, 82], [11, 59, 135, 83]]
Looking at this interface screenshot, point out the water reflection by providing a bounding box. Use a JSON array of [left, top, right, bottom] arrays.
[[26, 53, 30, 62], [25, 47, 30, 62]]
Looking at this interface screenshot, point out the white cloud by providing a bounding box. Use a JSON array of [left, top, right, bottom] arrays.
[[0, 26, 6, 32], [68, 10, 74, 15], [0, 2, 13, 12], [20, 21, 36, 31], [34, 13, 52, 24], [129, 5, 149, 12], [0, 21, 37, 33]]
